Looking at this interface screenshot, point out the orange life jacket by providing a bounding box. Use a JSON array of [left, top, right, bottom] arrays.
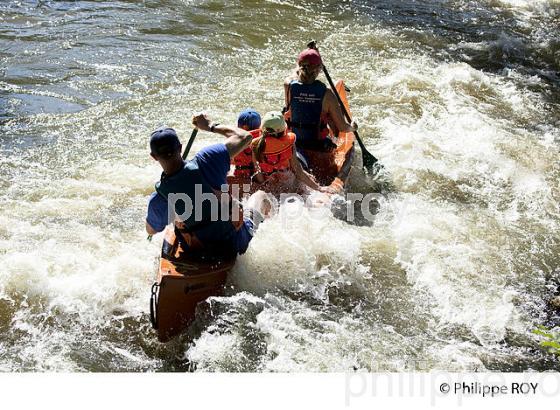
[[233, 129, 261, 177], [254, 131, 296, 175]]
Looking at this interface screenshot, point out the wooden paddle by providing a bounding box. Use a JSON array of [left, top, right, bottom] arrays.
[[306, 40, 380, 174]]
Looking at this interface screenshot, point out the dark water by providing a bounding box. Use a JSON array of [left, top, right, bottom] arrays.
[[0, 0, 559, 371]]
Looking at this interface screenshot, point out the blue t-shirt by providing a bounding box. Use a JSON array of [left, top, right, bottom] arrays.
[[146, 143, 230, 232]]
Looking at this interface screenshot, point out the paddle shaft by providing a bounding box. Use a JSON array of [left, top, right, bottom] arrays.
[[306, 41, 379, 168], [320, 64, 376, 161], [182, 128, 198, 160]]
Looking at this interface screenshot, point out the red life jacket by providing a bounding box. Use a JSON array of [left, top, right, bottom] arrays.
[[233, 129, 261, 177], [255, 131, 296, 174]]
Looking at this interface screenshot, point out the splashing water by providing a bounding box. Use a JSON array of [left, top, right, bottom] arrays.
[[0, 0, 559, 371]]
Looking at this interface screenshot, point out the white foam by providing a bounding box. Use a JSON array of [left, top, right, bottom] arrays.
[[2, 12, 559, 371], [231, 201, 363, 297]]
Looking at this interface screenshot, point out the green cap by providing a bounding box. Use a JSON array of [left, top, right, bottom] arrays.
[[261, 111, 286, 134]]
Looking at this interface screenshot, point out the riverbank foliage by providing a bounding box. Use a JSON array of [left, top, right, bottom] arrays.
[[533, 326, 560, 357]]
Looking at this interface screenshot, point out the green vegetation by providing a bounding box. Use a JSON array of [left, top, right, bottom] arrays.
[[533, 326, 560, 357]]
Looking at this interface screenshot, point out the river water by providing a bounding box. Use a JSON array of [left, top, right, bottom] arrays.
[[0, 0, 559, 372]]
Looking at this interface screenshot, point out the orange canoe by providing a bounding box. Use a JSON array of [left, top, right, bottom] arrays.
[[149, 79, 355, 342], [302, 79, 355, 192]]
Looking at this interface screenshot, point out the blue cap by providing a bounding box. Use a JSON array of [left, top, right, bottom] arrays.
[[237, 109, 261, 131], [150, 127, 180, 156]]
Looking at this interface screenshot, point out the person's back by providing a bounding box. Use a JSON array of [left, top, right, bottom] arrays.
[[287, 78, 330, 150], [146, 116, 273, 258], [283, 48, 358, 155], [164, 154, 242, 256]]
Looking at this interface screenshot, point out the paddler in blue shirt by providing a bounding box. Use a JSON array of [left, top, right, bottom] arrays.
[[283, 48, 358, 163], [145, 114, 272, 257]]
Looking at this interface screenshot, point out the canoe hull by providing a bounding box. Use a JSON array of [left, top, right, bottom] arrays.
[[150, 228, 236, 342]]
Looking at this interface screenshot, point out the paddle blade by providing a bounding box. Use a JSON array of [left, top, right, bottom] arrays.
[[362, 150, 377, 173], [354, 129, 380, 174]]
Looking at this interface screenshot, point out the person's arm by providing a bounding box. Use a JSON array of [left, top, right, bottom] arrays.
[[283, 81, 290, 109], [192, 113, 252, 160], [251, 144, 265, 184], [322, 89, 358, 134], [289, 146, 324, 191], [283, 68, 300, 108], [146, 192, 169, 235], [146, 221, 158, 236]]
